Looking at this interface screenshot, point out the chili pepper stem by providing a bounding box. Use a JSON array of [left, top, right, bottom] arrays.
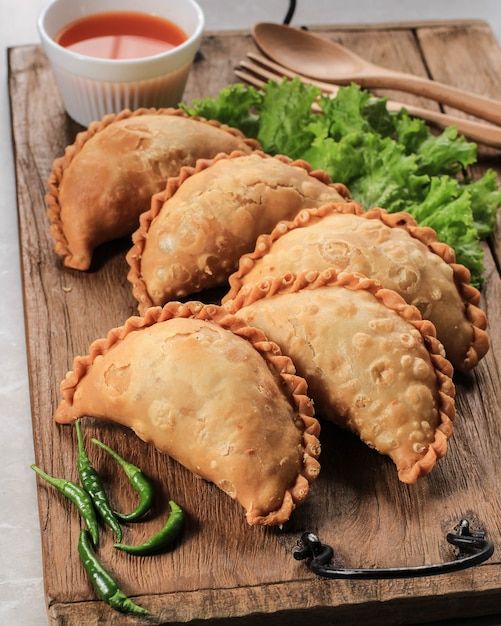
[[91, 438, 154, 522], [31, 464, 61, 489], [90, 439, 137, 477], [31, 464, 99, 545], [75, 418, 85, 451]]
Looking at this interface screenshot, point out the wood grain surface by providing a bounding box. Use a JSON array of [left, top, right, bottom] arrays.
[[8, 20, 501, 626]]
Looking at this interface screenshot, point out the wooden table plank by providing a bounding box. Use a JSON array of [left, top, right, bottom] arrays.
[[315, 29, 442, 110], [416, 24, 501, 109], [8, 21, 501, 625], [49, 566, 501, 626]]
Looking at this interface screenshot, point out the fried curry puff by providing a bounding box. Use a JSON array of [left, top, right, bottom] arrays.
[[47, 109, 259, 270], [54, 302, 320, 526], [127, 151, 349, 312], [226, 269, 455, 484]]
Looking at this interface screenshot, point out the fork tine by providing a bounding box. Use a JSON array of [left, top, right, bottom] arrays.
[[234, 68, 322, 112], [247, 52, 339, 95], [234, 69, 267, 90], [239, 59, 291, 85], [238, 58, 334, 105], [244, 54, 298, 82]]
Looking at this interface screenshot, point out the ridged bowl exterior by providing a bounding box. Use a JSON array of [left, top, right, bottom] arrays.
[[50, 60, 193, 126]]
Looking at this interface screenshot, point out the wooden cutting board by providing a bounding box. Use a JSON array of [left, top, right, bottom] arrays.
[[8, 20, 501, 625]]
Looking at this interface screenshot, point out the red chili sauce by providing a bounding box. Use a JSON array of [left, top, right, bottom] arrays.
[[56, 11, 187, 60]]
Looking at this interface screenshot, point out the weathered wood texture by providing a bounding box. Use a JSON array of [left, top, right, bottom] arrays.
[[8, 20, 501, 626]]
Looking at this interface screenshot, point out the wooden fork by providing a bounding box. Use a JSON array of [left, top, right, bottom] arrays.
[[235, 52, 501, 149]]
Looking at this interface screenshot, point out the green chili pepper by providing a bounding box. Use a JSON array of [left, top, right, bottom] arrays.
[[114, 500, 184, 556], [78, 529, 147, 616], [91, 438, 153, 522], [31, 464, 99, 545], [75, 421, 122, 542]]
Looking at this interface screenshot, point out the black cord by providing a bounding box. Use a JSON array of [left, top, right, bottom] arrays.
[[293, 519, 494, 579], [283, 0, 297, 25]]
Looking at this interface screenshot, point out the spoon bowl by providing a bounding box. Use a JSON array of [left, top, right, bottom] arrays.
[[253, 22, 371, 82]]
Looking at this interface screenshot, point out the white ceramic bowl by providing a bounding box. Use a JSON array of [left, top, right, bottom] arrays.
[[38, 0, 204, 126]]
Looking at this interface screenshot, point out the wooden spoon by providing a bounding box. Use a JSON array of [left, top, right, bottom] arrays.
[[252, 23, 501, 126]]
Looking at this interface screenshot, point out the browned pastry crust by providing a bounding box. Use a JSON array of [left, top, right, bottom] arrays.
[[46, 108, 260, 270], [54, 301, 319, 526], [224, 202, 488, 372], [226, 268, 456, 484], [126, 150, 351, 313]]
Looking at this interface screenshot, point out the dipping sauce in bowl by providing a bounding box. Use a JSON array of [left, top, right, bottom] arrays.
[[56, 11, 187, 60], [38, 0, 204, 126]]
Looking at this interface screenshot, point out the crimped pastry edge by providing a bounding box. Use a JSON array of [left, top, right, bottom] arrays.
[[125, 150, 352, 314], [225, 267, 456, 484], [54, 300, 320, 526], [224, 201, 489, 372], [46, 108, 260, 270]]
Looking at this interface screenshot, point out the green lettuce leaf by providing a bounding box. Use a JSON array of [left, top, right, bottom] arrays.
[[180, 83, 263, 138], [319, 85, 372, 138], [394, 110, 477, 174], [319, 85, 395, 138], [348, 134, 428, 211], [257, 79, 319, 158], [394, 110, 429, 153], [407, 177, 484, 285], [302, 125, 365, 183], [463, 169, 501, 237], [415, 126, 477, 176]]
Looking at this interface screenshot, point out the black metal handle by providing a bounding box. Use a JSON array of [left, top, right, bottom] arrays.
[[293, 519, 494, 579]]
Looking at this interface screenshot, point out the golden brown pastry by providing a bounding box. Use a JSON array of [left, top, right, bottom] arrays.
[[225, 203, 488, 372], [53, 302, 320, 526], [127, 151, 350, 313], [47, 108, 259, 270], [226, 269, 456, 484]]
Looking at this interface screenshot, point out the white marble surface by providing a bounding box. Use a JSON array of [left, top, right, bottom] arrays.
[[0, 1, 500, 624]]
